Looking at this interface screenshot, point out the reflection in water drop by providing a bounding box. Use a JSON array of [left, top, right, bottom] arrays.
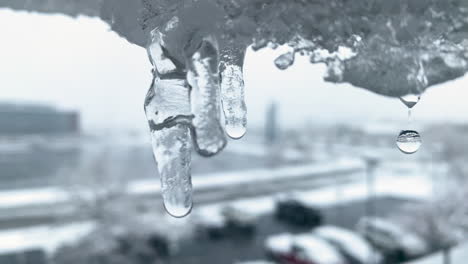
[[399, 94, 420, 109], [274, 51, 295, 70], [396, 130, 422, 154], [225, 124, 247, 139]]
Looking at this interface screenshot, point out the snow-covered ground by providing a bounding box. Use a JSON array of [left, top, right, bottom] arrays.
[[196, 166, 433, 222], [0, 222, 94, 255], [0, 158, 364, 210], [406, 243, 468, 264]]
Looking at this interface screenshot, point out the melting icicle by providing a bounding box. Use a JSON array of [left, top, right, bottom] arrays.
[[145, 28, 194, 218], [220, 46, 247, 139], [274, 51, 295, 70], [189, 38, 227, 156], [396, 130, 422, 154]]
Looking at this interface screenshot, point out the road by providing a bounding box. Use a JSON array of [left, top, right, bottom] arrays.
[[0, 162, 363, 229]]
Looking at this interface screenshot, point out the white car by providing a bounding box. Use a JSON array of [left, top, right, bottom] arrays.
[[265, 233, 344, 264], [314, 226, 382, 264], [356, 217, 428, 261]]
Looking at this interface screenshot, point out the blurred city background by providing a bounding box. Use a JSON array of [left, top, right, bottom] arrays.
[[1, 8, 468, 264]]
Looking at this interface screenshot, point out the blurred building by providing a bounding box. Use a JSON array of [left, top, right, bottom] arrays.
[[0, 103, 80, 135], [265, 101, 279, 145]]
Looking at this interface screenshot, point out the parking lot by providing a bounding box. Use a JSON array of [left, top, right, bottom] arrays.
[[169, 196, 410, 264]]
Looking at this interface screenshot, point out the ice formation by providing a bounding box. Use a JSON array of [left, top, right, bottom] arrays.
[[3, 0, 468, 216]]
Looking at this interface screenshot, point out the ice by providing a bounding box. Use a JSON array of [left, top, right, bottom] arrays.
[[189, 38, 227, 156], [396, 130, 422, 155], [274, 51, 295, 70], [219, 46, 247, 139], [5, 0, 468, 96], [145, 29, 194, 218], [149, 126, 193, 218]]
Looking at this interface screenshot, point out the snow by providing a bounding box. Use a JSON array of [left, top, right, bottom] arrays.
[[0, 222, 94, 255], [357, 217, 428, 256], [0, 188, 68, 209], [405, 242, 468, 264], [294, 234, 344, 264], [314, 226, 375, 263], [194, 165, 433, 226], [265, 233, 294, 254], [0, 159, 362, 209]]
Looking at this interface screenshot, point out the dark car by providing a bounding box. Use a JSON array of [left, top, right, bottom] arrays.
[[275, 195, 323, 228]]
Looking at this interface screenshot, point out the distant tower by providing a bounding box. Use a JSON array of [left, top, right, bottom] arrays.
[[265, 101, 279, 145]]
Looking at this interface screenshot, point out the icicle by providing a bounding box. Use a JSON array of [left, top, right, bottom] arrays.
[[220, 46, 247, 139], [274, 51, 295, 70], [145, 28, 194, 218], [189, 38, 227, 156]]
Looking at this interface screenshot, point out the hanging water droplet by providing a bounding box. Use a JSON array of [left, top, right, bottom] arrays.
[[396, 130, 422, 154], [189, 38, 227, 156], [400, 94, 420, 109], [274, 51, 295, 70], [220, 46, 247, 139]]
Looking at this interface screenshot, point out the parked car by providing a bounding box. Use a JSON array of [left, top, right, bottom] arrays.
[[264, 233, 344, 264], [314, 226, 382, 264], [356, 217, 428, 262], [196, 204, 258, 240], [275, 195, 323, 228]]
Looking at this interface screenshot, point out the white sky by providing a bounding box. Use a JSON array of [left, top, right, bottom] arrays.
[[0, 9, 467, 132]]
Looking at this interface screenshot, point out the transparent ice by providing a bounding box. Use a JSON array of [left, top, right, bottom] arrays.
[[274, 51, 295, 70], [220, 46, 247, 139], [144, 28, 194, 218], [189, 38, 227, 156]]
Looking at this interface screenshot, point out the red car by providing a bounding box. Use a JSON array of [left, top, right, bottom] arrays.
[[264, 233, 345, 264]]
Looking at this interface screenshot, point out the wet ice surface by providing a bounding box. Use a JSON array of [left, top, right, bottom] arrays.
[[274, 51, 295, 70], [190, 39, 227, 156], [220, 64, 247, 139]]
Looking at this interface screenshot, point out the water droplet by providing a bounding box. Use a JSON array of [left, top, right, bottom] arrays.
[[189, 38, 227, 156], [274, 51, 295, 70], [220, 64, 247, 139], [400, 94, 420, 108], [396, 130, 422, 154]]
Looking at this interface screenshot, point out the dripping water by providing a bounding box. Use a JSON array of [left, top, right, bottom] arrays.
[[396, 94, 422, 154]]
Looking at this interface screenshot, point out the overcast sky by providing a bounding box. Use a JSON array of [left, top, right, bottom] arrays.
[[1, 9, 467, 133]]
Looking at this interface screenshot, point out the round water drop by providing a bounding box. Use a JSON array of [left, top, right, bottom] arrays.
[[225, 123, 247, 139], [163, 189, 193, 218], [400, 94, 420, 108], [396, 130, 422, 154], [274, 51, 295, 70]]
